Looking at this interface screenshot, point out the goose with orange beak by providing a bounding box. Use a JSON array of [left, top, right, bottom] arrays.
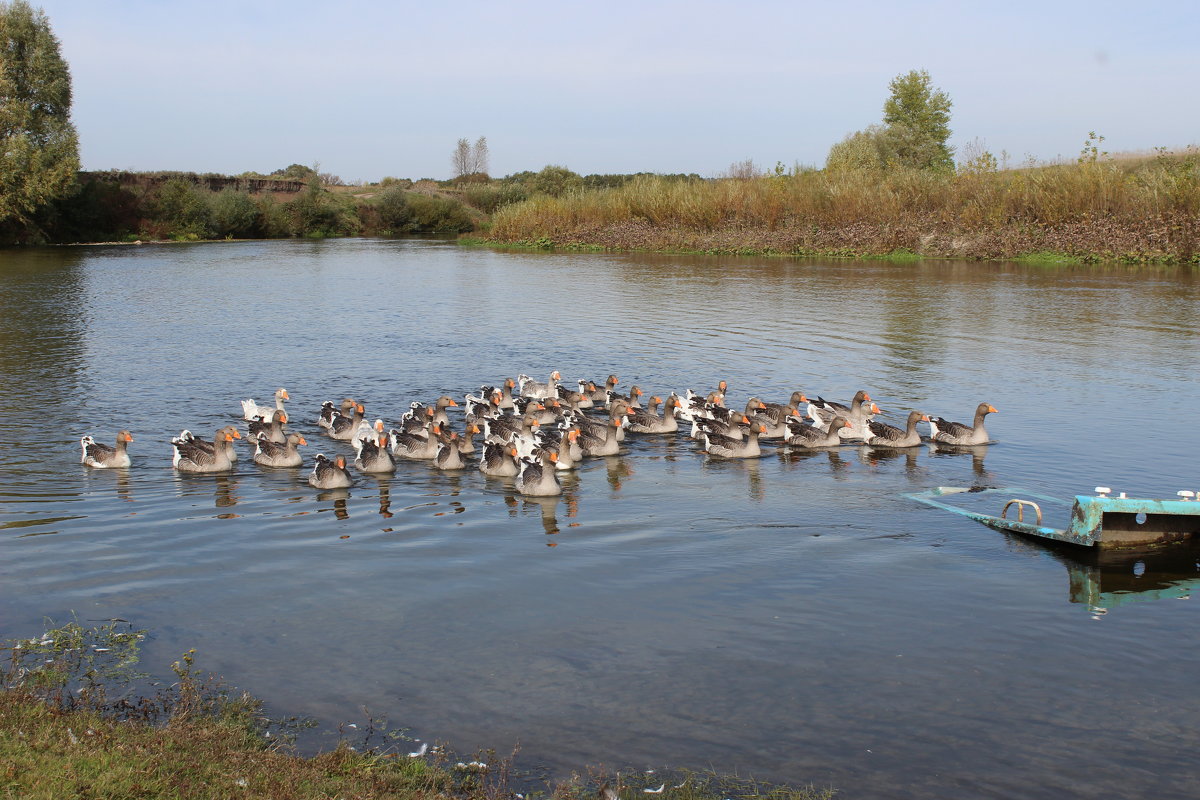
[[930, 403, 998, 445], [516, 451, 562, 496], [172, 427, 238, 473], [241, 388, 288, 422], [81, 430, 133, 468], [254, 432, 307, 468], [865, 411, 929, 448], [308, 453, 352, 489]]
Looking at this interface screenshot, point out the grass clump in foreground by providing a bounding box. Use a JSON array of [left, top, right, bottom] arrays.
[[1, 621, 835, 800]]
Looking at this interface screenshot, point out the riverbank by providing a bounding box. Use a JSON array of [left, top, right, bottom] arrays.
[[481, 152, 1200, 264], [1, 622, 835, 800]]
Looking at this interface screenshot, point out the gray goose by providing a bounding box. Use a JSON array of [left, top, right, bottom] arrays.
[[516, 452, 562, 496], [586, 374, 619, 403], [759, 391, 809, 425], [328, 402, 366, 440], [81, 430, 133, 468], [254, 432, 306, 468], [575, 413, 626, 457], [242, 388, 288, 422], [785, 415, 851, 448], [390, 421, 443, 460], [865, 411, 929, 448], [172, 425, 241, 463], [703, 421, 767, 458], [626, 394, 683, 434], [354, 431, 396, 474], [808, 391, 881, 439], [478, 440, 520, 477], [172, 427, 238, 473], [308, 454, 352, 489], [930, 403, 997, 445], [247, 409, 288, 443], [319, 398, 356, 430], [433, 431, 467, 470], [518, 370, 561, 400]]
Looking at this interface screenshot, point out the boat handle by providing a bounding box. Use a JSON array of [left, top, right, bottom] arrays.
[[1001, 499, 1042, 525]]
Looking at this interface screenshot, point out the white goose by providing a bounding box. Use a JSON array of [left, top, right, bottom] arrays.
[[241, 388, 289, 422]]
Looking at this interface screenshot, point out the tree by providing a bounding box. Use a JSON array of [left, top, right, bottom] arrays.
[[471, 136, 489, 176], [824, 69, 954, 172], [0, 0, 79, 237], [881, 69, 953, 171], [452, 138, 471, 178]]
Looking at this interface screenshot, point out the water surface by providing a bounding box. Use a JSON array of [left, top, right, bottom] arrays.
[[2, 239, 1198, 799]]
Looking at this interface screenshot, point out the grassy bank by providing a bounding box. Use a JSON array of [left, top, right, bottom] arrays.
[[1, 621, 835, 800], [483, 150, 1200, 263]]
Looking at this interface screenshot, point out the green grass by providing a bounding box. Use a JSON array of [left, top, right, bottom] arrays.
[[2, 622, 837, 800]]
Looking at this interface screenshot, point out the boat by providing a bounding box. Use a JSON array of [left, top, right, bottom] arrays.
[[904, 486, 1200, 549]]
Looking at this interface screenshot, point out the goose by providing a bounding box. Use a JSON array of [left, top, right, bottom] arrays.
[[749, 406, 800, 439], [626, 394, 683, 434], [518, 370, 561, 400], [433, 431, 467, 470], [328, 402, 366, 440], [586, 375, 620, 403], [254, 432, 306, 468], [516, 452, 562, 496], [241, 388, 288, 422], [495, 377, 518, 410], [759, 391, 809, 425], [390, 421, 443, 460], [308, 454, 352, 489], [693, 412, 751, 442], [351, 419, 387, 450], [457, 422, 481, 455], [81, 430, 133, 468], [570, 380, 596, 410], [785, 415, 852, 448], [428, 395, 459, 427], [576, 413, 626, 457], [173, 425, 241, 462], [606, 385, 644, 410], [247, 409, 288, 443], [483, 413, 540, 444], [319, 398, 356, 430], [354, 430, 396, 474], [865, 411, 929, 448], [172, 427, 238, 473], [930, 403, 997, 445], [478, 440, 520, 477], [704, 421, 767, 458], [531, 427, 581, 470], [678, 389, 725, 423], [465, 390, 501, 422], [555, 382, 590, 411], [808, 391, 881, 439]]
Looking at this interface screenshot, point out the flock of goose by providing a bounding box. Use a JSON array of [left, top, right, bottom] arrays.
[[80, 373, 998, 497]]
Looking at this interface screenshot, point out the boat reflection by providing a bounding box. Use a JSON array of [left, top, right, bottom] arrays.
[[1008, 533, 1200, 614]]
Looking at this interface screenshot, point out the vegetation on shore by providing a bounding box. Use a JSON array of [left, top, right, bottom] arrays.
[[2, 621, 835, 800], [482, 143, 1200, 264]]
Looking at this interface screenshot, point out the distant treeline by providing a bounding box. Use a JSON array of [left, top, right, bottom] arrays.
[[17, 164, 704, 244]]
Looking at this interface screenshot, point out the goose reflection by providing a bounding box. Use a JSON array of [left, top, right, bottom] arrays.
[[778, 447, 850, 478], [316, 489, 351, 520], [928, 442, 991, 482], [604, 455, 633, 492], [214, 474, 240, 510], [860, 445, 924, 480], [365, 476, 393, 518], [502, 488, 580, 538]]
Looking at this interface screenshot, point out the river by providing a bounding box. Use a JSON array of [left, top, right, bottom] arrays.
[[1, 238, 1197, 799]]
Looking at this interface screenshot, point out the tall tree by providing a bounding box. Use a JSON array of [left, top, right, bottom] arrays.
[[0, 0, 79, 236], [881, 69, 953, 171], [472, 136, 489, 176], [452, 137, 471, 178]]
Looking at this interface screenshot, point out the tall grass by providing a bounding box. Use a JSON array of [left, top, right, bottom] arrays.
[[489, 150, 1200, 261]]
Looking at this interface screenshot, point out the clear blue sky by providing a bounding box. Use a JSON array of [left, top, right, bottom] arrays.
[[38, 0, 1200, 182]]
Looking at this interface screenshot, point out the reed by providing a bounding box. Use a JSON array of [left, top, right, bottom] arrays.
[[488, 150, 1200, 262]]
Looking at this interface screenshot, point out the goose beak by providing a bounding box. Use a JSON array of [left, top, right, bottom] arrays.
[[987, 405, 999, 413], [336, 456, 346, 468], [549, 451, 559, 462], [842, 420, 852, 429], [510, 448, 518, 457], [281, 390, 290, 400], [279, 412, 288, 423], [356, 404, 364, 413], [232, 430, 242, 439], [298, 436, 307, 445], [124, 432, 134, 442], [870, 403, 882, 414], [449, 399, 459, 406], [741, 415, 750, 424]]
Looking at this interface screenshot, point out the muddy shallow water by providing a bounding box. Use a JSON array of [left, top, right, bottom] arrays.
[[2, 239, 1198, 799]]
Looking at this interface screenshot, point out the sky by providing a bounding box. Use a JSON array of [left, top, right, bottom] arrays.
[[34, 0, 1200, 182]]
